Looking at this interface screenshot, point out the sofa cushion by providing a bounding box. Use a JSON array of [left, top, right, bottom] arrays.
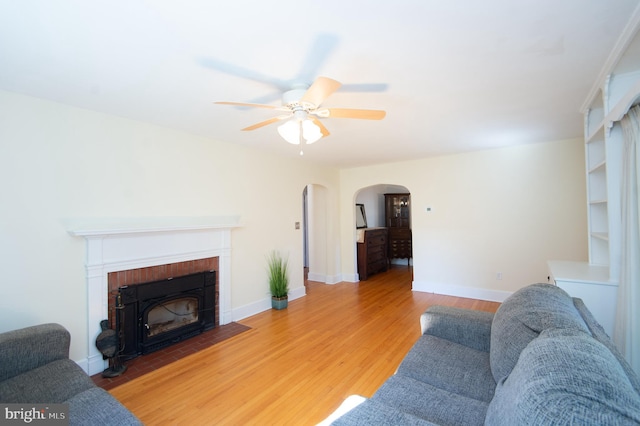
[[396, 334, 495, 402], [486, 328, 640, 425], [489, 283, 589, 382], [0, 359, 95, 403], [373, 374, 488, 426], [65, 387, 142, 426], [331, 398, 437, 426], [420, 305, 494, 352]]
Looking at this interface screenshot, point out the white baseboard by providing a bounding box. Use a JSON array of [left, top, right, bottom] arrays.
[[231, 286, 307, 322], [390, 258, 413, 266], [412, 280, 511, 303], [324, 274, 343, 284], [307, 272, 325, 282], [232, 298, 271, 322], [308, 272, 344, 285], [81, 354, 107, 376], [341, 273, 359, 283]]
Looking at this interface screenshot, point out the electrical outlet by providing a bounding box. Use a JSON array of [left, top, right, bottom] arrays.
[[497, 272, 503, 280]]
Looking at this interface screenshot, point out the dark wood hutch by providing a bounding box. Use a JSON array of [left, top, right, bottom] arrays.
[[385, 193, 412, 264]]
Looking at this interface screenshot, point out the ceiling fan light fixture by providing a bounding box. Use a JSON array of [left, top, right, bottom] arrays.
[[277, 119, 322, 145], [277, 120, 301, 145], [302, 119, 322, 144]]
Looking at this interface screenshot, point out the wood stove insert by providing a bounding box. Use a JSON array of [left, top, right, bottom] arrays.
[[117, 270, 216, 359]]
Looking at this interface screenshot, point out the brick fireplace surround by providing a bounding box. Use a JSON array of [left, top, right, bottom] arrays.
[[68, 217, 240, 376], [106, 257, 220, 330]]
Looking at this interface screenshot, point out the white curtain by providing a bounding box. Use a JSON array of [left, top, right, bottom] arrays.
[[614, 105, 640, 374]]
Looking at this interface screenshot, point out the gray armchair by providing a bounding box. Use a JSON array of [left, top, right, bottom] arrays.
[[0, 323, 141, 426]]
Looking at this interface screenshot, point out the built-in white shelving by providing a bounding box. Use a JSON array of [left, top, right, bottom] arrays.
[[580, 24, 640, 277], [550, 5, 640, 333]]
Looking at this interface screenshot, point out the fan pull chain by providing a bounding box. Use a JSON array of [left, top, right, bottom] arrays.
[[299, 120, 304, 156]]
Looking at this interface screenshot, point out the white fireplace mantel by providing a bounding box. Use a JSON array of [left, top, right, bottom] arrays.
[[66, 215, 241, 237], [67, 216, 241, 375]]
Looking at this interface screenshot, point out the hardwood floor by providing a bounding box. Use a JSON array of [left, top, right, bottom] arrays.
[[109, 266, 500, 425]]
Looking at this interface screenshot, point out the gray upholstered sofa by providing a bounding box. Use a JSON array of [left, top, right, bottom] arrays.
[[323, 283, 640, 425], [0, 323, 141, 426]]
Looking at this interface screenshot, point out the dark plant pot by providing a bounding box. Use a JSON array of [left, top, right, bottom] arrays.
[[272, 296, 288, 310]]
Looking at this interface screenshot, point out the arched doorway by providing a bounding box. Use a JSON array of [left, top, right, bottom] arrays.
[[354, 184, 412, 279]]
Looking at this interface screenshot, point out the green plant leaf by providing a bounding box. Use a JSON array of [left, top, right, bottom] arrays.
[[267, 250, 289, 298]]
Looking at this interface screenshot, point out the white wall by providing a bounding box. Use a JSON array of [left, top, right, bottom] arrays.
[[355, 186, 383, 227], [0, 90, 340, 362], [0, 88, 589, 364], [340, 139, 588, 301]]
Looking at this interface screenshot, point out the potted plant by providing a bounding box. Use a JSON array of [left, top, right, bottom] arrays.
[[267, 250, 289, 310]]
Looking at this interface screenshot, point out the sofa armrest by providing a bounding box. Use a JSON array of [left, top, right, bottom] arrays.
[[573, 298, 640, 394], [0, 323, 71, 382], [420, 306, 493, 352]]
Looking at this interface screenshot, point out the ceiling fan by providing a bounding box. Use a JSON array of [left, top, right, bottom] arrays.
[[215, 76, 386, 147]]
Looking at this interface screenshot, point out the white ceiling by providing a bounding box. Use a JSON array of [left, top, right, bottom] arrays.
[[1, 1, 638, 167]]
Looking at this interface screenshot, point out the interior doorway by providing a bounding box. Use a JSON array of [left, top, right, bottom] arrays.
[[354, 184, 412, 279], [302, 184, 329, 283], [302, 186, 309, 281]]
